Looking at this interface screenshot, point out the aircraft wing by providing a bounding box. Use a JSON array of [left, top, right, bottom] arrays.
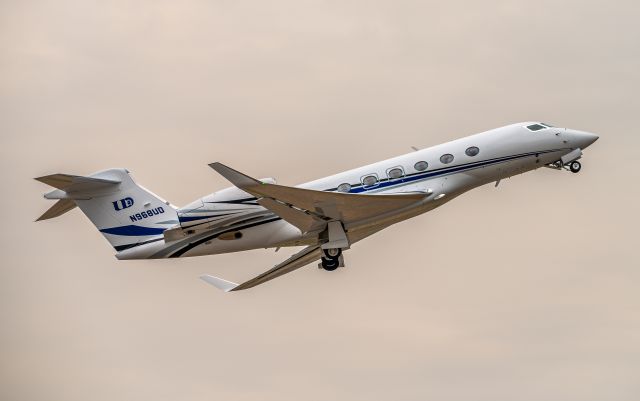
[[201, 163, 427, 292], [209, 162, 426, 233], [200, 222, 390, 292], [200, 245, 322, 292]]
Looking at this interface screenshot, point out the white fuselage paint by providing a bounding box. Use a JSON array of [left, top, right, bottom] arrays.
[[116, 122, 598, 260]]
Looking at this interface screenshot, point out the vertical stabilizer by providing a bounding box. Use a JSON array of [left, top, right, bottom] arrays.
[[36, 169, 178, 252]]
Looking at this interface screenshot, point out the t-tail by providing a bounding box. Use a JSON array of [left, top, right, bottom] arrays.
[[35, 168, 177, 252]]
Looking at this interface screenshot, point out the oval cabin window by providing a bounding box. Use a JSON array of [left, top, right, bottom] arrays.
[[440, 154, 454, 164], [362, 175, 378, 187], [414, 161, 428, 171], [387, 168, 403, 179], [336, 183, 351, 193], [465, 146, 480, 157]]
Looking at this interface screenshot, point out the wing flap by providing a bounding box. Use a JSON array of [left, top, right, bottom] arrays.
[[257, 197, 326, 234]]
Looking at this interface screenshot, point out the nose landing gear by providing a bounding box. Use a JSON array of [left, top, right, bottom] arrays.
[[546, 160, 582, 174], [319, 248, 344, 271], [568, 161, 581, 173]]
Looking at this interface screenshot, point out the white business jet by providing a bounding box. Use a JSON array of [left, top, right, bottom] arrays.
[[36, 122, 598, 291]]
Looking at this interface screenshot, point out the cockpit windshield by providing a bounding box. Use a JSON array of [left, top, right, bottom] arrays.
[[526, 123, 547, 131], [526, 122, 555, 131]]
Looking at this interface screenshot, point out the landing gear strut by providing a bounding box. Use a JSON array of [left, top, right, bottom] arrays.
[[546, 160, 582, 174], [320, 248, 343, 271], [318, 221, 348, 271]]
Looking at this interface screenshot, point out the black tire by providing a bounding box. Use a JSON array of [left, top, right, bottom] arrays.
[[569, 161, 581, 173], [321, 258, 339, 271]]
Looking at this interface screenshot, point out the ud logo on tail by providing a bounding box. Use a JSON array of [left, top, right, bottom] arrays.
[[113, 197, 134, 211]]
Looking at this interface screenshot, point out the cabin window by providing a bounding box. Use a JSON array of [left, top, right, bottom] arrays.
[[526, 124, 546, 131], [336, 183, 351, 193], [414, 161, 428, 171], [387, 167, 404, 180], [440, 153, 454, 164], [465, 146, 480, 157], [361, 174, 379, 187]]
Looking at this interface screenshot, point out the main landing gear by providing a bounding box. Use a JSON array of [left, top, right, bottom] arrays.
[[318, 221, 348, 271], [548, 160, 582, 174], [319, 248, 344, 271]]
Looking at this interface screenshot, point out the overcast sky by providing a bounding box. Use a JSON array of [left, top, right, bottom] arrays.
[[1, 1, 639, 400]]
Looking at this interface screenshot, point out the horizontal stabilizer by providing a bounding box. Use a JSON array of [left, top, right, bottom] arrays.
[[35, 171, 124, 221], [35, 168, 178, 252], [35, 173, 120, 191], [36, 199, 77, 221], [36, 173, 122, 201]]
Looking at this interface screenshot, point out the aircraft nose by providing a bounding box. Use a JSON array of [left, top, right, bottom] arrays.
[[575, 131, 599, 149]]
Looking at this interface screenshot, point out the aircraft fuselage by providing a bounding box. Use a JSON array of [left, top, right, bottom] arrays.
[[116, 122, 598, 260]]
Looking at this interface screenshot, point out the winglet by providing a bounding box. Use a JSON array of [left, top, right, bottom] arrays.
[[200, 274, 238, 292], [208, 162, 262, 190]]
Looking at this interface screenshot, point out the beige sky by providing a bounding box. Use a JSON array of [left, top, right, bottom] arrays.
[[1, 1, 639, 400]]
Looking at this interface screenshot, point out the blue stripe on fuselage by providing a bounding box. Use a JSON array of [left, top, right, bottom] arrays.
[[100, 225, 166, 236], [346, 148, 564, 194]]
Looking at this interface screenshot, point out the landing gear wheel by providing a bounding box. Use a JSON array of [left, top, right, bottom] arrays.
[[323, 248, 342, 259], [569, 161, 581, 173], [321, 248, 342, 271], [321, 258, 340, 271]]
